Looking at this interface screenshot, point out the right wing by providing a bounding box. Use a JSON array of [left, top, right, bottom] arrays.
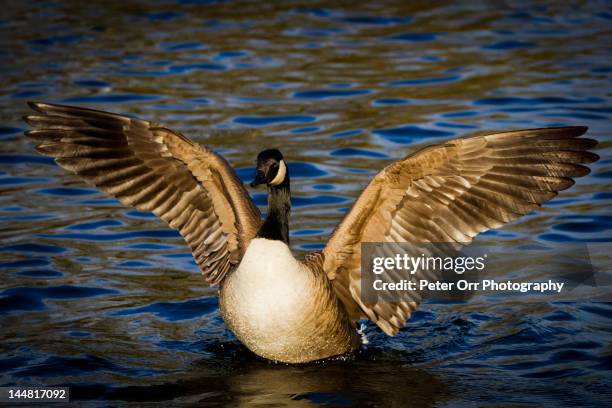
[[25, 102, 261, 285], [322, 127, 598, 335]]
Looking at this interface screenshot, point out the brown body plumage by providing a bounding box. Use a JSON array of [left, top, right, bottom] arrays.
[[24, 102, 599, 363]]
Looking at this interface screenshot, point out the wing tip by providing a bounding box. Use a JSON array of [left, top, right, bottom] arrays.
[[25, 100, 120, 120], [557, 177, 575, 192], [24, 102, 50, 130], [22, 113, 48, 128], [27, 101, 48, 113], [22, 114, 35, 127], [567, 125, 588, 136], [34, 143, 57, 156], [536, 125, 589, 137], [583, 151, 600, 164], [23, 129, 37, 138], [379, 320, 400, 336], [484, 125, 590, 141]]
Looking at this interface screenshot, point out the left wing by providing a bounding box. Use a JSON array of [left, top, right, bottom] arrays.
[[25, 102, 261, 284]]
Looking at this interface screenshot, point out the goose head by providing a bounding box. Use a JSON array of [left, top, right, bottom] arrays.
[[250, 148, 288, 188], [250, 148, 291, 243]]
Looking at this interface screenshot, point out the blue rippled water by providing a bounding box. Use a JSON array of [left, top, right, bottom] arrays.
[[1, 1, 611, 406]]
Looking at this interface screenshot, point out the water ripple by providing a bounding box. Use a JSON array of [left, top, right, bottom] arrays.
[[62, 94, 161, 103], [387, 75, 462, 86], [0, 286, 119, 314], [113, 297, 217, 321], [386, 32, 440, 42], [293, 89, 371, 99], [374, 125, 454, 144], [483, 40, 536, 50], [233, 115, 316, 125]]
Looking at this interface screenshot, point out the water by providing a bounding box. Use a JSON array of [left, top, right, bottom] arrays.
[[1, 1, 611, 406]]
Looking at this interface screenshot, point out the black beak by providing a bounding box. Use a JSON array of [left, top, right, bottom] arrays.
[[249, 171, 267, 188]]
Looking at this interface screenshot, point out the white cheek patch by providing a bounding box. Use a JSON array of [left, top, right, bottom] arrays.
[[270, 160, 287, 186]]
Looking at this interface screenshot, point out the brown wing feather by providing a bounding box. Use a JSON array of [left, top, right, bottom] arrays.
[[322, 126, 598, 335], [24, 101, 261, 284]]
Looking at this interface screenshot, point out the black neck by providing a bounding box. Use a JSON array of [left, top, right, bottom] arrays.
[[257, 176, 290, 244]]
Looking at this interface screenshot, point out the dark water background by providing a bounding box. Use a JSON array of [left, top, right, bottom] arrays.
[[1, 1, 611, 406]]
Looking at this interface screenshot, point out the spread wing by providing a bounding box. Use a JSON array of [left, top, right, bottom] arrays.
[[24, 101, 261, 285], [322, 127, 598, 335]]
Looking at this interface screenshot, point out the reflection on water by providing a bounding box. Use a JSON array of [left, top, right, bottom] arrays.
[[66, 354, 450, 406], [1, 0, 611, 406]]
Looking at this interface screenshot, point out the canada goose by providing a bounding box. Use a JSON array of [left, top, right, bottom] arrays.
[[24, 102, 599, 363]]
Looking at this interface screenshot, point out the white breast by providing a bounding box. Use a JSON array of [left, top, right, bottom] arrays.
[[221, 238, 312, 334], [219, 238, 359, 362]]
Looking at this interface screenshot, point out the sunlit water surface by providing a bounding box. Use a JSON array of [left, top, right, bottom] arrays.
[[1, 1, 611, 406]]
